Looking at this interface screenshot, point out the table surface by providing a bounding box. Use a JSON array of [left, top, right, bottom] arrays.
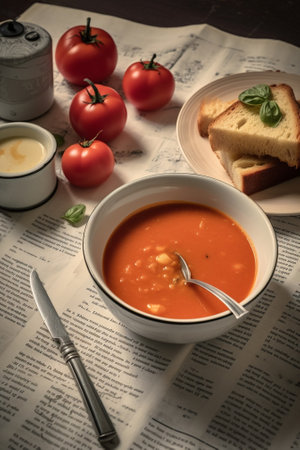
[[1, 0, 299, 47]]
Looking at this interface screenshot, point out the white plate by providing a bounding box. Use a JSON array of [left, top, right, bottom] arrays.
[[176, 71, 300, 216]]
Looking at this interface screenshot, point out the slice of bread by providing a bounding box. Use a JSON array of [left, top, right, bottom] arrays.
[[208, 84, 300, 168], [197, 98, 234, 137], [215, 150, 299, 195]]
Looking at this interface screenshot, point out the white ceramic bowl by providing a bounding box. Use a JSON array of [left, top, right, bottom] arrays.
[[83, 174, 277, 343], [0, 122, 57, 210]]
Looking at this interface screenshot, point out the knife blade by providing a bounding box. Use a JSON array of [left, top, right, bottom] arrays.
[[30, 269, 117, 444]]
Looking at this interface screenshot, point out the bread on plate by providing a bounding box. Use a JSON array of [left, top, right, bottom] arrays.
[[197, 98, 234, 137], [197, 84, 300, 195], [208, 84, 300, 168], [214, 149, 299, 196]]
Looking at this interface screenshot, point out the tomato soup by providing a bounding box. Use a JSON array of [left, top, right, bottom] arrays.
[[103, 202, 256, 319]]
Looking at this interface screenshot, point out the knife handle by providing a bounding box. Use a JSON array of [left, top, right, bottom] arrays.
[[60, 342, 117, 444]]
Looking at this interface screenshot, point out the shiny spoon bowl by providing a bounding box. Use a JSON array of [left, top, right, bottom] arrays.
[[175, 252, 248, 319]]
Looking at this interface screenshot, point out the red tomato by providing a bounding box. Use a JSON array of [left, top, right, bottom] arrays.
[[61, 138, 115, 188], [55, 17, 117, 86], [69, 79, 127, 141], [122, 54, 175, 111]]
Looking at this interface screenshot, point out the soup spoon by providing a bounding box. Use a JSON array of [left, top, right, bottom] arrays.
[[175, 252, 248, 319]]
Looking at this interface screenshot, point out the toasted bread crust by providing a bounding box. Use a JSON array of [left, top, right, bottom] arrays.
[[215, 150, 300, 195], [241, 160, 299, 195]]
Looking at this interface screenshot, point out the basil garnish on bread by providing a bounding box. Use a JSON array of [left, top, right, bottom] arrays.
[[239, 84, 271, 105], [239, 84, 282, 127], [259, 100, 282, 127]]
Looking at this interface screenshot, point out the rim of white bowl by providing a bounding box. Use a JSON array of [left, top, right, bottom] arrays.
[[83, 173, 278, 324], [0, 122, 57, 178]]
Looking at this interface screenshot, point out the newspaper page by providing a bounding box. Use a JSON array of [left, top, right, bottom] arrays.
[[0, 3, 300, 449]]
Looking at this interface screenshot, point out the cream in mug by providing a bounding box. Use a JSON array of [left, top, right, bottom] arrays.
[[0, 136, 47, 173]]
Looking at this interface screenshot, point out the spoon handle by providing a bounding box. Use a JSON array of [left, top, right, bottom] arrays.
[[189, 278, 248, 319]]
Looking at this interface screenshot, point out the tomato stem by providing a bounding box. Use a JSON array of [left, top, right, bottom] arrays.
[[84, 78, 108, 104], [80, 17, 103, 45], [80, 138, 94, 148], [80, 131, 101, 147], [143, 53, 159, 70]]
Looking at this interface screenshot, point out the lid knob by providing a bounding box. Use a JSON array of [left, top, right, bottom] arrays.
[[0, 20, 24, 37]]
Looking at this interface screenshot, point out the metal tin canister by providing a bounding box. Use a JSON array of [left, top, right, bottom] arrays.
[[0, 20, 54, 121]]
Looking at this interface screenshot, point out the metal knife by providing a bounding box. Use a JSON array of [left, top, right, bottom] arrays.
[[30, 269, 117, 444]]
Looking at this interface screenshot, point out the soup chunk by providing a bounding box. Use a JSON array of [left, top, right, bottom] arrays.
[[103, 202, 256, 319]]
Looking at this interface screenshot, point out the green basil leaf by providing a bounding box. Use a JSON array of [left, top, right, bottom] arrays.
[[260, 100, 282, 127], [53, 133, 65, 147], [62, 204, 86, 225], [239, 84, 271, 105]]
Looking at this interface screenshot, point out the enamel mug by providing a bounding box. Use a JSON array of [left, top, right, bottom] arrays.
[[0, 122, 57, 210]]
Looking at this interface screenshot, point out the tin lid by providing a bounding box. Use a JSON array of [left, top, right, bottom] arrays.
[[0, 21, 51, 61]]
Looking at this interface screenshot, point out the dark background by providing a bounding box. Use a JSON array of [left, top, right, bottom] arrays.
[[1, 0, 299, 47]]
